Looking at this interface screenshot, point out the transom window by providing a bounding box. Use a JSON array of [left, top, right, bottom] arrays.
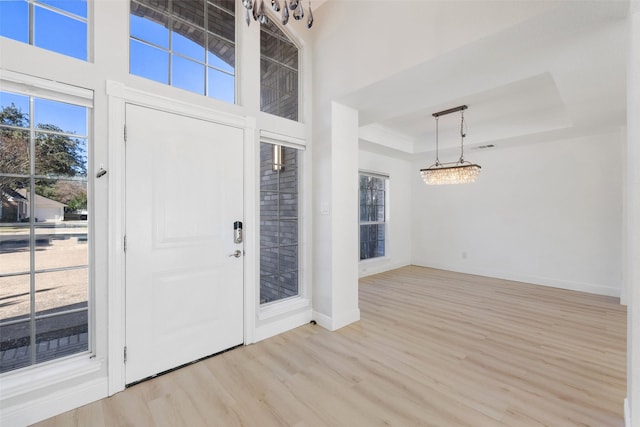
[[129, 0, 236, 103], [0, 0, 88, 61], [359, 172, 387, 260], [0, 89, 90, 373], [260, 143, 301, 304], [260, 20, 299, 121]]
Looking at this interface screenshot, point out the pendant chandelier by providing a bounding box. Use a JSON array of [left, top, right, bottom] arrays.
[[242, 0, 314, 29], [420, 105, 481, 185]]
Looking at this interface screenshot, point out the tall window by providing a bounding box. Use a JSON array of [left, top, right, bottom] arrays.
[[260, 20, 298, 121], [0, 90, 90, 373], [129, 0, 236, 103], [0, 0, 88, 61], [359, 173, 387, 260], [260, 143, 300, 304]]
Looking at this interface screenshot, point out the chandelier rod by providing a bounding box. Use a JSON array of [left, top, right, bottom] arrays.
[[432, 104, 467, 118]]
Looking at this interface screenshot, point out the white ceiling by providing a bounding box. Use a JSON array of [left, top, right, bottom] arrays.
[[334, 1, 629, 157]]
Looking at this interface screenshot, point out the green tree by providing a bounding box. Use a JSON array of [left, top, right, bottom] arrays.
[[1, 104, 87, 220]]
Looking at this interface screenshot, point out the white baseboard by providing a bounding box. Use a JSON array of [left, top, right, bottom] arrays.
[[1, 377, 108, 426], [415, 261, 621, 298], [253, 308, 313, 343], [625, 397, 630, 427], [312, 308, 360, 331]]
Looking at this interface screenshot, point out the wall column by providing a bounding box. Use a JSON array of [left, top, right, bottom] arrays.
[[627, 3, 640, 425]]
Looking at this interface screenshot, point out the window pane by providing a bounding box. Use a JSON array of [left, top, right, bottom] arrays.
[[34, 189, 88, 271], [279, 219, 297, 245], [0, 274, 30, 322], [130, 39, 169, 84], [34, 98, 87, 136], [207, 34, 234, 73], [207, 2, 234, 41], [360, 224, 385, 260], [1, 128, 30, 175], [1, 91, 30, 127], [34, 6, 87, 60], [172, 22, 205, 61], [260, 247, 278, 275], [130, 4, 170, 48], [0, 1, 29, 44], [133, 0, 168, 13], [279, 244, 297, 273], [172, 0, 204, 29], [0, 319, 31, 373], [35, 134, 87, 177], [173, 56, 205, 95], [35, 269, 88, 315], [38, 0, 87, 18], [35, 310, 88, 364], [207, 67, 234, 103]]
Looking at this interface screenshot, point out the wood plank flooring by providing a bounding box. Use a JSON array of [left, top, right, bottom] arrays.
[[34, 266, 627, 426]]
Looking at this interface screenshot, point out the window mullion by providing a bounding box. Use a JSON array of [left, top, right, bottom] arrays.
[[28, 95, 36, 366]]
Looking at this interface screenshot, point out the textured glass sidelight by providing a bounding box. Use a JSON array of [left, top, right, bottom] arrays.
[[259, 143, 300, 304]]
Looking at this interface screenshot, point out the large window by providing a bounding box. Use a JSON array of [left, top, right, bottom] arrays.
[[260, 143, 300, 304], [0, 90, 90, 373], [359, 173, 387, 261], [129, 0, 236, 103], [260, 20, 298, 121], [0, 0, 88, 61]]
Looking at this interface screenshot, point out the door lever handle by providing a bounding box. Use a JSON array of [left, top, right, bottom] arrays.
[[228, 250, 242, 258]]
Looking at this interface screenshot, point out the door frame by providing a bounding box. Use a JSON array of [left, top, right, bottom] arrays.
[[105, 81, 257, 395]]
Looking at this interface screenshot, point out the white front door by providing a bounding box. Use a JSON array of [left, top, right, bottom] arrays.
[[124, 104, 244, 384]]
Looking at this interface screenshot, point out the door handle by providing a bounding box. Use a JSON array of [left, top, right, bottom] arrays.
[[228, 250, 242, 258]]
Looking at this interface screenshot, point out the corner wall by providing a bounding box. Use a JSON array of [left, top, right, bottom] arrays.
[[411, 132, 623, 297]]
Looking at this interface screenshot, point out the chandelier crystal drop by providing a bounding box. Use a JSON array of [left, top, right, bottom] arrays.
[[242, 0, 313, 29], [420, 163, 481, 185], [420, 105, 482, 185]]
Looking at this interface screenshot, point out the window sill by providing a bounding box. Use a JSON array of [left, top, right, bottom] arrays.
[[258, 296, 310, 321], [0, 354, 102, 400]]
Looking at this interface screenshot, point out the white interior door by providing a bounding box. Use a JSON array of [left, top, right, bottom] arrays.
[[125, 104, 244, 384]]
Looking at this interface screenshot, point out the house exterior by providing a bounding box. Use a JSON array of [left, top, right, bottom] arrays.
[[0, 189, 27, 222], [14, 189, 66, 222], [0, 1, 639, 426]]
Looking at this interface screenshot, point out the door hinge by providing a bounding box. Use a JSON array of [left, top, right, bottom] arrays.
[[124, 346, 128, 363], [124, 235, 127, 253], [124, 124, 127, 143]]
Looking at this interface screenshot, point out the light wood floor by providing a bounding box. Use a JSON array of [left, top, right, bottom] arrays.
[[34, 266, 627, 426]]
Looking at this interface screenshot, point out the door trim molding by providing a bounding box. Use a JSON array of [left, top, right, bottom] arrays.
[[105, 81, 256, 395]]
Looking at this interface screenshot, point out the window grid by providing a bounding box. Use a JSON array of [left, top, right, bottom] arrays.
[[0, 90, 90, 373], [260, 143, 300, 304], [260, 20, 299, 121], [0, 0, 88, 61], [359, 173, 387, 261], [129, 0, 235, 101]]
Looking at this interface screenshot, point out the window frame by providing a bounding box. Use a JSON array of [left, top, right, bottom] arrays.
[[0, 0, 90, 61], [259, 19, 300, 122], [257, 132, 309, 322], [359, 171, 389, 262], [128, 0, 237, 103], [0, 71, 95, 376]]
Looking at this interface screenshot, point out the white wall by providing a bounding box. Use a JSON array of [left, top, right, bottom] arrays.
[[358, 149, 412, 277], [411, 132, 623, 297], [0, 2, 315, 424]]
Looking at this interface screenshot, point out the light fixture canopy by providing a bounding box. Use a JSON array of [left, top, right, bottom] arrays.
[[420, 105, 482, 185]]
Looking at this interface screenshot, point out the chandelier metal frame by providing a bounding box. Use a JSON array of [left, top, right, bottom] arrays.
[[420, 105, 482, 185]]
